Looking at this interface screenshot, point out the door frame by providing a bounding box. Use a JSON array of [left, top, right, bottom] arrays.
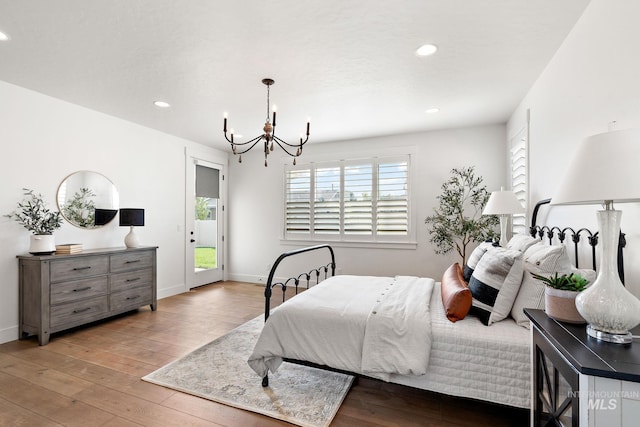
[[185, 147, 228, 290]]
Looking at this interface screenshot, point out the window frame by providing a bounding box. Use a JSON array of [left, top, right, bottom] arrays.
[[282, 151, 416, 248]]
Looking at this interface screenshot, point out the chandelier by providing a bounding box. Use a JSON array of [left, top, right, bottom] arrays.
[[223, 78, 310, 167]]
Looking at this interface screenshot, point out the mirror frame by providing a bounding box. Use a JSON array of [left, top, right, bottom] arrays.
[[57, 171, 120, 229]]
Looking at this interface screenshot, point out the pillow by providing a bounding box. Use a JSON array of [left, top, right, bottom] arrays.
[[510, 243, 573, 328], [507, 234, 540, 253], [463, 241, 494, 282], [509, 269, 546, 328], [522, 242, 573, 273], [468, 247, 524, 325], [441, 263, 472, 322]]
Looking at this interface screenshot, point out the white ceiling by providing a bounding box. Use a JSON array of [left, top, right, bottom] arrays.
[[0, 0, 590, 151]]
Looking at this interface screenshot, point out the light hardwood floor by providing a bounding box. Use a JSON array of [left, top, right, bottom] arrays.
[[0, 281, 528, 426]]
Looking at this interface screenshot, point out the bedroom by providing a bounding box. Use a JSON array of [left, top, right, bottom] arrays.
[[1, 0, 640, 425]]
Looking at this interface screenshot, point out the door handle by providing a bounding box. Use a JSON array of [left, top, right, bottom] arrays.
[[190, 239, 196, 243]]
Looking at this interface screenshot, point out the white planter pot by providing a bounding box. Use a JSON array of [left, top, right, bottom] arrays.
[[545, 287, 585, 324], [29, 234, 56, 255]]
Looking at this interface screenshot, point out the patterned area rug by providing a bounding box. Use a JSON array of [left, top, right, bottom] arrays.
[[142, 316, 354, 427]]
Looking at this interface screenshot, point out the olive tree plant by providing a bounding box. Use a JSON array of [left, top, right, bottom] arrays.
[[425, 167, 498, 266]]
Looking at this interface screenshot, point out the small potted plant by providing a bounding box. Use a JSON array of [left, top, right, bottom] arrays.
[[5, 188, 63, 254], [531, 272, 589, 323]]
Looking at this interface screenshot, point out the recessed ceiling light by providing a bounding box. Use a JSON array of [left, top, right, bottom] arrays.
[[416, 44, 438, 57], [425, 107, 440, 114], [0, 31, 10, 41], [154, 101, 171, 108]]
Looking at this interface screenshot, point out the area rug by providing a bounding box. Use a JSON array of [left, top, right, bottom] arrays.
[[142, 316, 354, 427]]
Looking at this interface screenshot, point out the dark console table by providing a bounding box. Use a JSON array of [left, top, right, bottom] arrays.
[[525, 308, 640, 426]]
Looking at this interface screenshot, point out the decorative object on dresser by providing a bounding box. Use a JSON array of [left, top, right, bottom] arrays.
[[5, 188, 63, 255], [425, 166, 498, 266], [18, 246, 157, 345], [531, 272, 588, 324], [56, 171, 120, 229], [223, 78, 310, 167], [552, 126, 640, 344], [119, 208, 145, 248], [55, 243, 83, 254], [482, 186, 525, 247]]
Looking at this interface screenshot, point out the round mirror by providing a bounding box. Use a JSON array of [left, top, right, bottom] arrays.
[[57, 171, 120, 229]]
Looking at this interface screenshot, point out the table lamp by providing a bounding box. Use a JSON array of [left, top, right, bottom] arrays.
[[119, 208, 145, 248], [482, 187, 524, 247], [552, 127, 640, 344]]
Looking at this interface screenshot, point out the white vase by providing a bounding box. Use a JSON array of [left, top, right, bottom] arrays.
[[576, 209, 640, 342], [29, 234, 56, 254]]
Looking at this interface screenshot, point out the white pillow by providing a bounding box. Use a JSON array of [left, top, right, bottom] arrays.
[[510, 243, 573, 328], [468, 247, 524, 325], [506, 234, 540, 253], [522, 242, 572, 273]]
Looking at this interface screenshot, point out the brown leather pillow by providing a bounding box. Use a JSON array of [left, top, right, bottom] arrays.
[[441, 263, 472, 322]]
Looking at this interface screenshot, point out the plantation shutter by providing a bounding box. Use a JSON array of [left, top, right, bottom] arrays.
[[285, 168, 311, 234], [314, 166, 341, 234], [343, 163, 373, 235], [510, 129, 528, 235], [377, 159, 409, 235]]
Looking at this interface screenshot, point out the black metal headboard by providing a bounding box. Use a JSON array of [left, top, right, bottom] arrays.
[[529, 198, 626, 283]]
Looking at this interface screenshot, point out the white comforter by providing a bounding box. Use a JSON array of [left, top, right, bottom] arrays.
[[247, 275, 435, 381]]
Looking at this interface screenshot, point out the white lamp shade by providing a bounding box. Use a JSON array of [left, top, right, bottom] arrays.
[[552, 128, 640, 205], [482, 188, 524, 215]]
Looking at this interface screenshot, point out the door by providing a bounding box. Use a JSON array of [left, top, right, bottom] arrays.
[[186, 158, 225, 288]]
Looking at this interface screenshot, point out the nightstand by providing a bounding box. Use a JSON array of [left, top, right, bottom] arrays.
[[525, 308, 640, 427]]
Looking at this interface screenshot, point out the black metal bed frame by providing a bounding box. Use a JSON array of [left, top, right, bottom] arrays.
[[259, 199, 626, 388], [529, 198, 625, 283]]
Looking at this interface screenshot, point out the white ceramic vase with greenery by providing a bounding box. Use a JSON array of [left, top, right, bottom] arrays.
[[5, 188, 63, 254]]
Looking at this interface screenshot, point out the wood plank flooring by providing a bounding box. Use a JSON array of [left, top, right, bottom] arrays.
[[0, 281, 529, 426]]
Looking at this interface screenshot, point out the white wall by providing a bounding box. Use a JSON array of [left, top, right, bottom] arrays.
[[0, 80, 227, 343], [227, 124, 507, 284], [508, 0, 640, 295]]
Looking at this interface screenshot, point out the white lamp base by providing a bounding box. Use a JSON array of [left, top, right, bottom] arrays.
[[498, 215, 509, 247], [575, 209, 640, 344], [124, 226, 140, 248]]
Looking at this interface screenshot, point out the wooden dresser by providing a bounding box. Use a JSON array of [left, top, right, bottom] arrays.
[[18, 246, 157, 345]]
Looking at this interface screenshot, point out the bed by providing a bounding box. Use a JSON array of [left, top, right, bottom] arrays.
[[248, 199, 623, 409]]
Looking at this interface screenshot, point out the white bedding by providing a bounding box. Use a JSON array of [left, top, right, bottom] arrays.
[[248, 275, 531, 409], [248, 275, 434, 381]]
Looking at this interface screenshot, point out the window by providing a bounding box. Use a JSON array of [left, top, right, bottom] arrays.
[[284, 155, 411, 243], [510, 125, 528, 235]]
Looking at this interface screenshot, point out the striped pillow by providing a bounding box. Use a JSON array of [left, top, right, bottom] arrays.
[[468, 247, 524, 325], [463, 241, 494, 282]]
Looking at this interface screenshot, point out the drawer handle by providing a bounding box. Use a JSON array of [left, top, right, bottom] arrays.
[[126, 295, 140, 300], [125, 260, 141, 264], [73, 286, 92, 292], [126, 277, 141, 282], [73, 266, 92, 271], [73, 307, 91, 314]]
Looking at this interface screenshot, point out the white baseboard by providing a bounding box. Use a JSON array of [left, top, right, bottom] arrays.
[[158, 283, 188, 299], [0, 325, 19, 345]]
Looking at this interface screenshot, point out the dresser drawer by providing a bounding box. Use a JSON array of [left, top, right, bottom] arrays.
[[50, 277, 108, 305], [50, 296, 109, 330], [110, 251, 154, 273], [50, 256, 109, 282], [110, 268, 153, 292], [110, 286, 153, 312]]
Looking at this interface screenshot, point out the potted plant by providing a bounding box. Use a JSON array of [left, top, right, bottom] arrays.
[[425, 166, 498, 266], [5, 188, 63, 254], [531, 272, 589, 323]]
